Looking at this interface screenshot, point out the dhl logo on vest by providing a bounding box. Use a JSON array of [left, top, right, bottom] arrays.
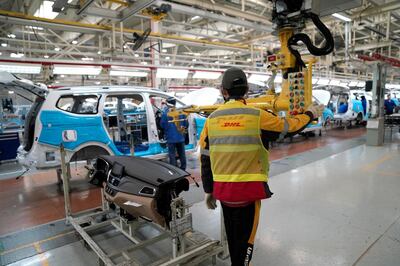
[[221, 122, 243, 127]]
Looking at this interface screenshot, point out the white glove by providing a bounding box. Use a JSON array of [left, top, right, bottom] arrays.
[[307, 104, 325, 118], [204, 193, 217, 210]]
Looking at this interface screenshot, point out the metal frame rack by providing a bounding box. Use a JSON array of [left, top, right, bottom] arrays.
[[59, 145, 226, 266]]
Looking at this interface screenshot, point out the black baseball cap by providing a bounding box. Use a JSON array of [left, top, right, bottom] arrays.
[[222, 67, 248, 92]]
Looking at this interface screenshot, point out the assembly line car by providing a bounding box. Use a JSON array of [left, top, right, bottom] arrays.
[[0, 72, 198, 169], [315, 85, 371, 126]]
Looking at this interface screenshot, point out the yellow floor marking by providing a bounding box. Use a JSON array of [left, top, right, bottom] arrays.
[[371, 171, 400, 177], [0, 231, 73, 256], [362, 154, 392, 171], [33, 242, 50, 266]]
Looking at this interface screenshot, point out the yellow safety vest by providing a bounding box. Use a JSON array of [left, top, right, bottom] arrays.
[[208, 100, 269, 183]]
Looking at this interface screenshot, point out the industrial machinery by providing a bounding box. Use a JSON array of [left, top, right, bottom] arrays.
[[184, 0, 334, 117]]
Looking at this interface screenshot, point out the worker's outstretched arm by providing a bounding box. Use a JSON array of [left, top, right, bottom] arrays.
[[199, 120, 213, 193], [260, 110, 314, 141]]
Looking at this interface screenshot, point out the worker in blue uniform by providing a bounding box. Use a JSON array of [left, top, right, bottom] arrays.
[[160, 97, 188, 170], [361, 96, 367, 116], [384, 95, 396, 115]]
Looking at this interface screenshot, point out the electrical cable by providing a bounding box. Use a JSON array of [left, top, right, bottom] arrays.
[[288, 12, 335, 68]]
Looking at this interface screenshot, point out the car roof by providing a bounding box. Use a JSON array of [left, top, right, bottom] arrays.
[[51, 86, 168, 95]]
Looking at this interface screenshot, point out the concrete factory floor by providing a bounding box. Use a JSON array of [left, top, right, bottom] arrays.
[[1, 127, 400, 266]]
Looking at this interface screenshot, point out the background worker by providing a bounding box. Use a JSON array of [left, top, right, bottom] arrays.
[[160, 97, 188, 170], [199, 67, 324, 266], [384, 94, 396, 115]]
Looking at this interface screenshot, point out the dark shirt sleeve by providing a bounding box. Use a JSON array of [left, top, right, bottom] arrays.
[[199, 120, 213, 193]]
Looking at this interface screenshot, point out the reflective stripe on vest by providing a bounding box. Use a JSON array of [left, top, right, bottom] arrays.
[[208, 103, 269, 183]]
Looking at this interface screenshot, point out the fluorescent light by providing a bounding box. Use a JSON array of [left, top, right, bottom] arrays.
[[44, 55, 49, 59], [0, 52, 2, 55], [8, 90, 14, 94], [34, 1, 59, 19], [110, 70, 148, 77], [190, 15, 201, 21], [157, 68, 188, 79], [356, 81, 366, 87], [60, 75, 65, 78], [53, 65, 102, 75], [246, 58, 252, 62], [215, 61, 219, 64], [329, 79, 341, 86], [134, 53, 139, 57], [81, 57, 94, 61], [162, 49, 167, 53], [165, 56, 170, 60], [1, 43, 7, 47], [71, 40, 78, 44], [332, 13, 351, 22], [94, 81, 101, 85], [54, 47, 61, 51], [0, 63, 41, 74], [193, 71, 221, 80], [192, 58, 197, 62], [312, 77, 319, 84], [10, 53, 24, 58], [348, 81, 358, 87], [224, 56, 228, 59], [141, 62, 148, 65], [97, 51, 102, 55], [7, 34, 16, 39]]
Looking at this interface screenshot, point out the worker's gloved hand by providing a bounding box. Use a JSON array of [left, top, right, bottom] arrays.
[[204, 193, 217, 210], [307, 104, 325, 118]]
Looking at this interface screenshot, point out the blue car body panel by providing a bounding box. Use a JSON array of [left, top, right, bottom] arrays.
[[38, 110, 193, 157]]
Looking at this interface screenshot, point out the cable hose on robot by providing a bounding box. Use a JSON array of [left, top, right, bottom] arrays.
[[288, 12, 335, 68]]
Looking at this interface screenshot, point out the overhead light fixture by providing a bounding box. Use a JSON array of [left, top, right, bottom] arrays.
[[55, 81, 60, 84], [8, 90, 14, 94], [81, 57, 94, 61], [71, 40, 78, 44], [0, 52, 2, 55], [246, 58, 252, 62], [141, 61, 148, 65], [348, 81, 358, 87], [165, 56, 170, 60], [0, 62, 41, 74], [193, 71, 221, 80], [34, 1, 59, 19], [10, 53, 24, 58], [95, 81, 101, 85], [332, 13, 351, 22], [110, 70, 148, 77], [190, 15, 201, 21], [214, 61, 219, 64], [192, 58, 197, 62], [1, 43, 8, 47], [7, 34, 16, 39], [97, 51, 102, 55], [134, 53, 139, 58], [224, 56, 228, 59], [44, 55, 49, 59], [329, 79, 341, 86], [162, 49, 167, 53], [317, 78, 330, 85], [157, 68, 188, 79], [54, 47, 61, 51], [53, 65, 102, 75]]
